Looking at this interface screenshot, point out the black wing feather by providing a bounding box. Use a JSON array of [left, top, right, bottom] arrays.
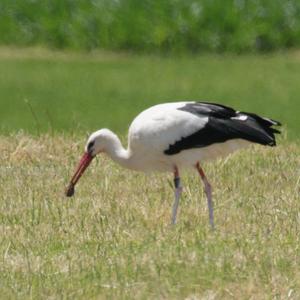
[[164, 102, 281, 155]]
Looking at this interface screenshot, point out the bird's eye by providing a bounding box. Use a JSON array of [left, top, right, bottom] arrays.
[[87, 141, 95, 152]]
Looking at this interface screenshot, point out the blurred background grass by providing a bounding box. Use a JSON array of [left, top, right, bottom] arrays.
[[0, 49, 299, 138], [0, 1, 299, 138]]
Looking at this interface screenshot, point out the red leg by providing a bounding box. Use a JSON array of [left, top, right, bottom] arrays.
[[171, 166, 182, 224], [196, 162, 214, 229]]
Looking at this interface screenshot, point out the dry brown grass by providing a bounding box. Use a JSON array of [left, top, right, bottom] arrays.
[[0, 133, 299, 299]]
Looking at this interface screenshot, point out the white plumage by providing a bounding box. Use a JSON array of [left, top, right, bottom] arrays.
[[66, 101, 281, 228]]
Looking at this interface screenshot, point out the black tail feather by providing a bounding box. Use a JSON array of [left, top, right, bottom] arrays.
[[240, 112, 281, 146]]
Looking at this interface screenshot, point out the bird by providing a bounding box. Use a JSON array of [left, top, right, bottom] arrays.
[[65, 101, 281, 229]]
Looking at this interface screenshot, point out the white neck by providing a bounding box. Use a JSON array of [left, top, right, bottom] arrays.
[[104, 132, 133, 170]]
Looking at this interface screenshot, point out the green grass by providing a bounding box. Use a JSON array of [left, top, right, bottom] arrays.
[[0, 133, 299, 299], [0, 47, 299, 139]]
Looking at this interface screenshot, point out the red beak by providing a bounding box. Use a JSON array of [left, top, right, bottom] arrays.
[[65, 152, 94, 197]]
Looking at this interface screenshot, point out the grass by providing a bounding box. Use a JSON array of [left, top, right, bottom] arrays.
[[0, 47, 299, 298], [0, 47, 300, 140], [0, 133, 299, 299]]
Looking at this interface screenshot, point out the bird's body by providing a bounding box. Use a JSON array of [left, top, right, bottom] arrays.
[[126, 102, 253, 172], [66, 101, 281, 228]]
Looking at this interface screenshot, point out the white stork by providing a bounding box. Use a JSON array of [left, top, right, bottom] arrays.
[[65, 101, 281, 228]]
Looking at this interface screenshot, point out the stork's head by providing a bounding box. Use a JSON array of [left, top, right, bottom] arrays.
[[65, 129, 112, 197], [84, 129, 114, 157]]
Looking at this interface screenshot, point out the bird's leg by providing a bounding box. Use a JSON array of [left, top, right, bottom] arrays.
[[171, 167, 182, 225], [195, 162, 214, 230]]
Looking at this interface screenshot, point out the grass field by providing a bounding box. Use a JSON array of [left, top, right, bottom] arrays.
[[0, 134, 299, 299], [0, 47, 299, 139], [0, 48, 299, 298]]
